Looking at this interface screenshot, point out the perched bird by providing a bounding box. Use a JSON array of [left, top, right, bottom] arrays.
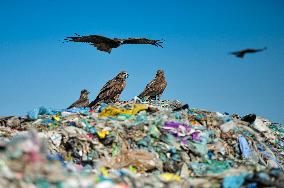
[[138, 70, 167, 100], [67, 89, 90, 109], [64, 33, 163, 53], [230, 47, 267, 58], [89, 71, 129, 108]]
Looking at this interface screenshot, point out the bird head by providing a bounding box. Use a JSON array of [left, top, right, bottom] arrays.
[[117, 71, 129, 79], [156, 69, 165, 77], [80, 89, 90, 99]]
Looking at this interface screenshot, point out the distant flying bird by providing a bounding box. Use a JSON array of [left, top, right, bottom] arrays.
[[64, 33, 163, 53], [138, 70, 167, 100], [67, 89, 90, 109], [89, 71, 129, 108], [230, 47, 267, 58]]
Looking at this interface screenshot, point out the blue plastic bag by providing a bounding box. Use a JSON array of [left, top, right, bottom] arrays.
[[238, 135, 251, 159]]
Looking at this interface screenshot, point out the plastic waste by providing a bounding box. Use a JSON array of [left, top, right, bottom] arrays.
[[103, 149, 163, 172], [222, 173, 248, 188], [238, 135, 251, 159], [189, 160, 231, 175], [1, 100, 284, 187], [99, 104, 149, 118]]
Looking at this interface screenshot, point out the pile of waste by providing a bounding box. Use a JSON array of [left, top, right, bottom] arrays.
[[0, 100, 284, 187]]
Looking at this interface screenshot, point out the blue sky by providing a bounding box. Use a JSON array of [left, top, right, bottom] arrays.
[[0, 0, 284, 123]]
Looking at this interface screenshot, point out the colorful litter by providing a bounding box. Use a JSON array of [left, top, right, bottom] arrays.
[[0, 100, 284, 187]]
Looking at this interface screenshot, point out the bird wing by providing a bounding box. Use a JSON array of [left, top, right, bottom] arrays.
[[139, 79, 159, 98], [64, 34, 113, 44], [64, 34, 120, 53], [230, 51, 245, 58], [68, 98, 89, 109], [89, 79, 125, 107], [230, 47, 267, 58], [122, 38, 163, 48], [99, 79, 119, 94], [245, 48, 266, 53]]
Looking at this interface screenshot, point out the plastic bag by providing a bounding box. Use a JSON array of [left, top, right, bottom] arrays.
[[238, 135, 251, 159], [103, 149, 162, 172]]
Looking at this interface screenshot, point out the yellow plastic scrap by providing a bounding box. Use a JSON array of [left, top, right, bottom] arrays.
[[190, 120, 202, 126], [160, 173, 181, 182], [65, 152, 72, 161], [100, 167, 109, 177], [52, 114, 61, 121], [97, 130, 110, 139], [99, 104, 149, 118], [128, 165, 137, 173]]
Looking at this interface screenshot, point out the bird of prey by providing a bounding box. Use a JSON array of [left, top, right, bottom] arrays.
[[67, 89, 90, 109], [230, 47, 267, 58], [138, 70, 167, 100], [89, 71, 129, 108], [64, 33, 163, 53]]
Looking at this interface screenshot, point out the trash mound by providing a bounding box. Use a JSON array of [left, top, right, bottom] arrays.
[[0, 100, 284, 188]]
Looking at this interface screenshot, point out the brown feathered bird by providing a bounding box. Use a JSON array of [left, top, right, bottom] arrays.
[[230, 47, 267, 58], [138, 70, 167, 100], [67, 89, 90, 109], [89, 71, 129, 108], [64, 33, 163, 53]]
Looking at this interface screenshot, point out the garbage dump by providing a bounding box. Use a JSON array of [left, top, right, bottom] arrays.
[[0, 100, 284, 187]]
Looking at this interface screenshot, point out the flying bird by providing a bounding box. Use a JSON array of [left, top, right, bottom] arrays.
[[64, 33, 163, 53], [230, 47, 267, 58], [67, 89, 90, 109], [138, 70, 167, 100], [89, 71, 129, 108]]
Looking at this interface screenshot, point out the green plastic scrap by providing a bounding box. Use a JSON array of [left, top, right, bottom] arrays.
[[189, 160, 231, 175], [174, 112, 182, 119], [222, 173, 249, 188], [116, 114, 132, 121], [55, 182, 64, 188], [187, 141, 208, 157], [159, 152, 167, 162], [161, 134, 180, 149], [85, 150, 98, 161], [137, 135, 151, 147], [270, 124, 284, 133], [35, 178, 50, 188], [112, 143, 120, 156], [149, 124, 161, 138], [135, 111, 147, 123]]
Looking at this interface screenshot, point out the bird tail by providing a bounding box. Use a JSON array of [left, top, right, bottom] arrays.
[[63, 33, 83, 43], [88, 98, 100, 108], [137, 93, 145, 99]]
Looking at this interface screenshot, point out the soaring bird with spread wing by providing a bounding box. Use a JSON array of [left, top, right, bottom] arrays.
[[138, 70, 167, 100], [67, 89, 90, 109], [230, 47, 267, 58], [64, 34, 163, 53], [89, 71, 129, 108]]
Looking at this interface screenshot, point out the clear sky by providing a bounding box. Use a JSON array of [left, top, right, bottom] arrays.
[[0, 0, 284, 123]]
